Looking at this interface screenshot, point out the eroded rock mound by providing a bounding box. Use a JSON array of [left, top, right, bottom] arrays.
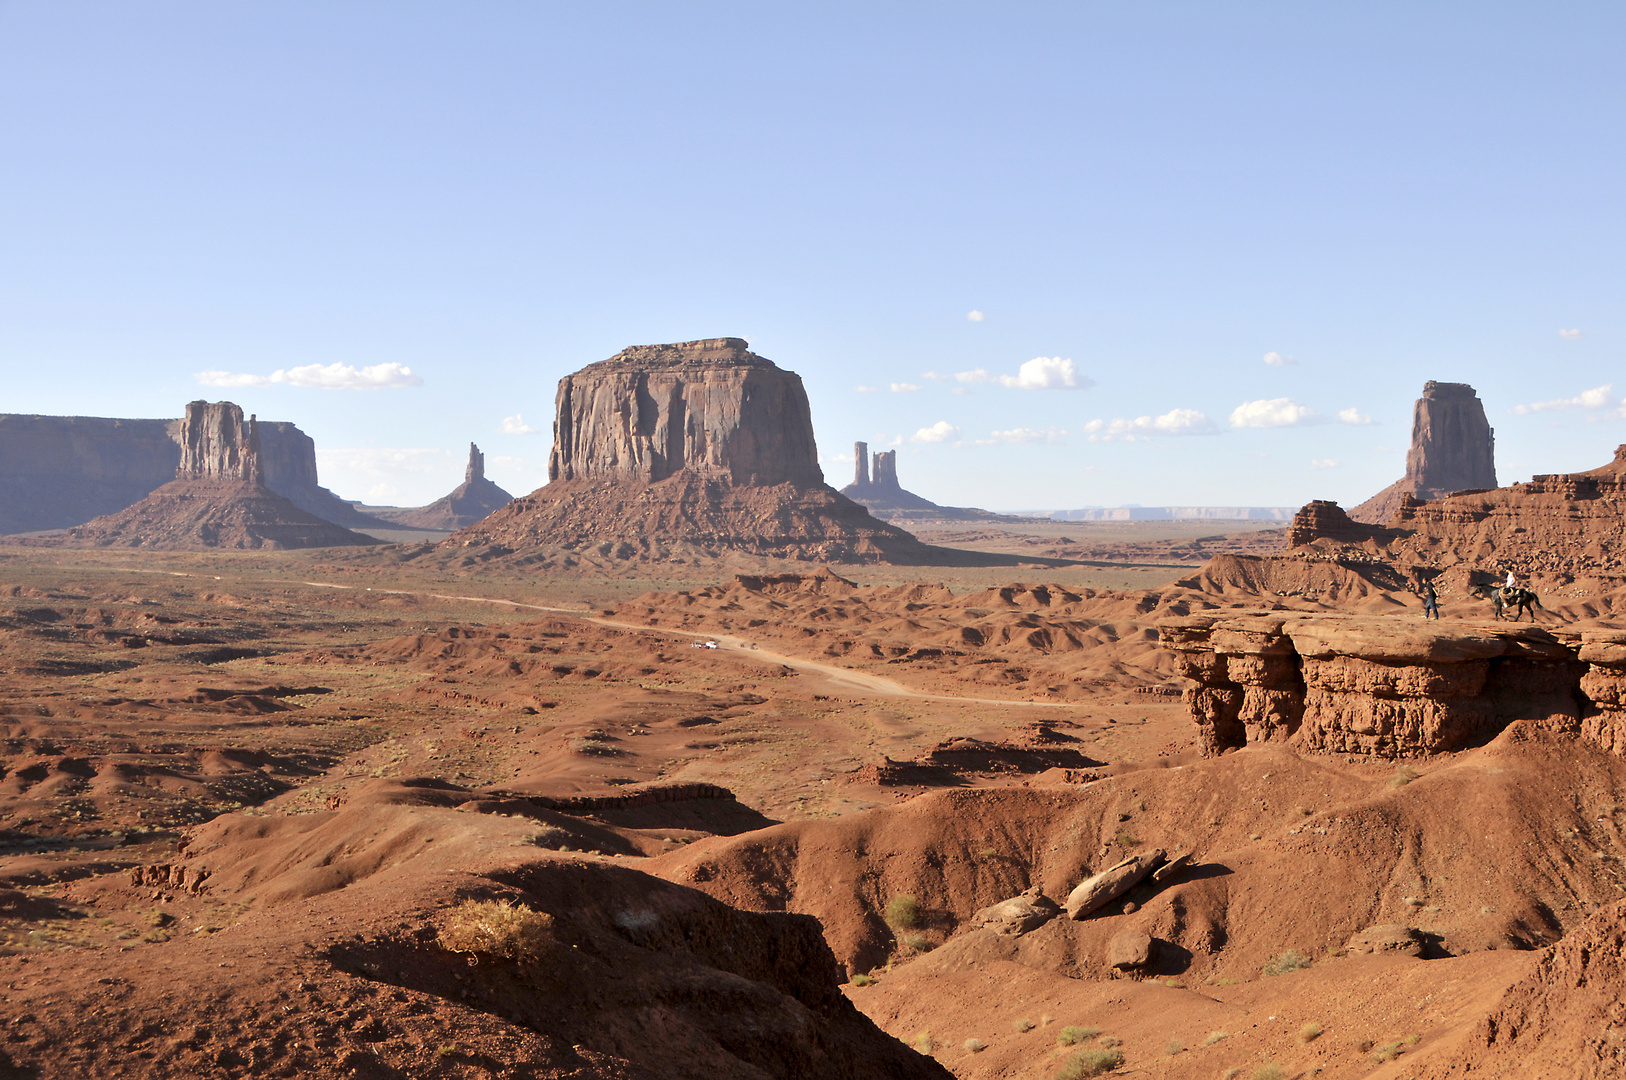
[[52, 401, 378, 550], [447, 339, 938, 562], [374, 443, 514, 530], [1351, 380, 1497, 523]]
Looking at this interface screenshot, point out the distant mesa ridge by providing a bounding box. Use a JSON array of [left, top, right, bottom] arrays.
[[54, 400, 379, 550], [1348, 380, 1497, 524]]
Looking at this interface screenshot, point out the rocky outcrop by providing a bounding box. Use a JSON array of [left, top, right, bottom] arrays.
[[1287, 499, 1388, 547], [840, 440, 1008, 521], [373, 443, 514, 530], [450, 340, 944, 563], [1350, 381, 1497, 523], [1160, 613, 1590, 757], [50, 401, 379, 551], [548, 338, 823, 488]]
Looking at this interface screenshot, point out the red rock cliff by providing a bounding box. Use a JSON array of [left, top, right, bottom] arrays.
[[1351, 381, 1497, 523], [547, 338, 823, 488]]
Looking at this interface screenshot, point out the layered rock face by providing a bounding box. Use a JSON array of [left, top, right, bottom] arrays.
[[454, 340, 937, 563], [548, 338, 823, 488], [1161, 613, 1589, 757], [54, 401, 378, 551], [377, 443, 514, 530], [1350, 381, 1497, 523], [178, 400, 263, 482]]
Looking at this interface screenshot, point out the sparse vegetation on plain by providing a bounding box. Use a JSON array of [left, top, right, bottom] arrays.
[[849, 973, 873, 987], [912, 1030, 936, 1054], [1261, 949, 1311, 976], [1251, 1066, 1286, 1080], [437, 899, 554, 960], [884, 894, 922, 930], [1203, 1031, 1229, 1045], [900, 931, 932, 952], [1163, 1038, 1185, 1055], [1015, 1018, 1036, 1033], [1054, 1047, 1124, 1078], [1057, 1025, 1102, 1046], [1299, 1021, 1323, 1043], [963, 1037, 987, 1053], [1391, 764, 1420, 787], [1372, 1039, 1405, 1061]]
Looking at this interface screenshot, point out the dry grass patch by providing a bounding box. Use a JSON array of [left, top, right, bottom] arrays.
[[1054, 1047, 1123, 1078], [438, 898, 555, 960]]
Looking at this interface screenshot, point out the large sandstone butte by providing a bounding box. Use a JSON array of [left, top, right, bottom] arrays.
[[54, 401, 379, 551], [1350, 380, 1497, 523], [839, 441, 1008, 522], [0, 409, 390, 533], [450, 339, 943, 563], [372, 443, 514, 530]]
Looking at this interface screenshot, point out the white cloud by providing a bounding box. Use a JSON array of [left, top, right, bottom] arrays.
[[1082, 409, 1218, 442], [976, 426, 1068, 445], [1263, 351, 1296, 366], [499, 414, 539, 435], [854, 385, 880, 393], [1230, 397, 1322, 428], [910, 420, 961, 444], [890, 382, 921, 393], [921, 371, 947, 381], [1338, 407, 1373, 425], [1513, 384, 1615, 415], [1310, 458, 1342, 469], [967, 310, 987, 322], [954, 368, 993, 384], [195, 362, 423, 391], [888, 435, 903, 446], [998, 356, 1090, 390], [1559, 328, 1584, 339]]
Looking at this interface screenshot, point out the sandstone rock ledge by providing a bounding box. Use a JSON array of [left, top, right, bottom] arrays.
[[1159, 613, 1601, 757]]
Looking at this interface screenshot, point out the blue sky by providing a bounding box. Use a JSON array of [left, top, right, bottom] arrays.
[[2, 2, 1622, 510]]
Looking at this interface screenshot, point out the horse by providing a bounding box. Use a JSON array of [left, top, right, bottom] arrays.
[[1470, 583, 1542, 622]]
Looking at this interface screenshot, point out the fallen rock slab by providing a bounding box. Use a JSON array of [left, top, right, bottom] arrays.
[[1107, 927, 1153, 970], [1065, 849, 1166, 920]]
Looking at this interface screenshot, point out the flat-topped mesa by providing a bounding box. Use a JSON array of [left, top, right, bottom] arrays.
[[1159, 613, 1598, 758], [1349, 381, 1497, 523], [548, 337, 823, 488], [1287, 499, 1387, 547], [178, 400, 262, 484]]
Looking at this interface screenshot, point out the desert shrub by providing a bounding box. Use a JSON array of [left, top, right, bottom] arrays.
[[1299, 1022, 1323, 1043], [1203, 1030, 1229, 1045], [1054, 1047, 1124, 1078], [1163, 1038, 1185, 1055], [849, 973, 874, 987], [963, 1038, 988, 1053], [1097, 1035, 1121, 1048], [1261, 949, 1311, 976], [912, 1030, 936, 1054], [571, 738, 623, 757], [436, 1045, 458, 1059], [1114, 829, 1139, 848], [901, 932, 932, 952], [438, 899, 554, 960], [1372, 1040, 1404, 1062], [1057, 1025, 1102, 1046], [885, 894, 922, 930], [1014, 1018, 1037, 1033], [1041, 1013, 1055, 1026], [1391, 764, 1419, 788], [1251, 1066, 1286, 1080]]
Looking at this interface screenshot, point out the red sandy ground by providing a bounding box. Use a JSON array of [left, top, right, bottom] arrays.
[[0, 543, 1621, 1078]]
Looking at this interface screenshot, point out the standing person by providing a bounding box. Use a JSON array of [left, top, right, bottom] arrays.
[[1421, 580, 1439, 620]]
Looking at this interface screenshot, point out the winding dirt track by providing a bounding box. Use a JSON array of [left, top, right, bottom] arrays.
[[304, 582, 1086, 708]]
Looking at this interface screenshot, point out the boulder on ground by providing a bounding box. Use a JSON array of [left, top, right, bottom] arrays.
[[1064, 849, 1166, 920], [1107, 927, 1154, 970], [968, 886, 1060, 936]]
